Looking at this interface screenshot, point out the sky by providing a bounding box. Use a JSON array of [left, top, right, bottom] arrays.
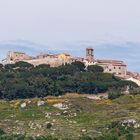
[[0, 0, 140, 45], [0, 0, 140, 72]]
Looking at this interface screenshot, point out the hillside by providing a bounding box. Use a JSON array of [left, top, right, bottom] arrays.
[[0, 61, 139, 139], [0, 95, 140, 139]]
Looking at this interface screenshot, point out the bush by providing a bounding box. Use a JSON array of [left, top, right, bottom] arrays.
[[126, 133, 133, 140], [102, 132, 119, 140], [130, 87, 140, 95], [87, 65, 104, 73], [0, 128, 5, 136], [108, 90, 123, 100], [79, 136, 93, 140], [46, 123, 53, 129]]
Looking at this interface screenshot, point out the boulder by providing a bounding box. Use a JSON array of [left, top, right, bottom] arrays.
[[20, 103, 26, 108], [37, 101, 45, 106], [53, 103, 68, 110]]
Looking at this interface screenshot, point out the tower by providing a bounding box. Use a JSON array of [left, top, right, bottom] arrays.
[[86, 47, 94, 62]]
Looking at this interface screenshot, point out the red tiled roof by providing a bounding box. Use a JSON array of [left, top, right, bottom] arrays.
[[96, 59, 126, 66], [96, 59, 124, 63]]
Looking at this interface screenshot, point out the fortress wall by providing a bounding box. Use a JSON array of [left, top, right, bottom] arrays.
[[23, 57, 74, 67]]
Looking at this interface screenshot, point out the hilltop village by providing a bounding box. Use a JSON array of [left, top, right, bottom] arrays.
[[2, 47, 140, 85]]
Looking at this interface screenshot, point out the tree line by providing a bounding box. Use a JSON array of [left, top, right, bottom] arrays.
[[0, 61, 137, 100]]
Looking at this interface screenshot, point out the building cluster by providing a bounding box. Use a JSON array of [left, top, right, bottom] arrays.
[[2, 47, 140, 85]]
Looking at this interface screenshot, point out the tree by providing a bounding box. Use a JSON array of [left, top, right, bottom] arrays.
[[15, 61, 34, 69], [0, 64, 3, 70], [0, 61, 137, 100], [71, 61, 85, 71], [87, 65, 104, 73], [35, 64, 50, 69], [4, 64, 15, 70]]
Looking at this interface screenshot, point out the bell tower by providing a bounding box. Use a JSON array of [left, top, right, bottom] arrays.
[[86, 47, 94, 62]]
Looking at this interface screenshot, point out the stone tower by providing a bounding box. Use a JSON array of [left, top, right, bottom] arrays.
[[86, 47, 94, 62]]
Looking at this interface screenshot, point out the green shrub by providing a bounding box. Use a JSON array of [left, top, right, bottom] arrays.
[[79, 136, 93, 140], [108, 90, 122, 99], [126, 133, 133, 140], [0, 128, 5, 136], [46, 123, 52, 129], [130, 87, 140, 95], [87, 65, 104, 73]]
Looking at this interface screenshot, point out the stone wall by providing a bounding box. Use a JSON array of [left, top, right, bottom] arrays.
[[23, 57, 75, 67]]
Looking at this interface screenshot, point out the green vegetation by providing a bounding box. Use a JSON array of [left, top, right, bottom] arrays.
[[0, 95, 140, 139], [87, 65, 104, 73], [0, 61, 137, 100], [108, 90, 122, 99], [0, 61, 139, 139]]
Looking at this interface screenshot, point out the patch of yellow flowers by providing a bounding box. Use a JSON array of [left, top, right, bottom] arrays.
[[10, 100, 21, 108], [64, 93, 82, 97], [46, 99, 65, 103]]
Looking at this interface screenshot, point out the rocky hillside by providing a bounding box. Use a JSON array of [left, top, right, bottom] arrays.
[[0, 94, 140, 139]]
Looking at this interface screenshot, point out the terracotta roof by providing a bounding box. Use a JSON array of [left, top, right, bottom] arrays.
[[96, 59, 124, 63], [96, 59, 123, 63], [96, 59, 126, 67]]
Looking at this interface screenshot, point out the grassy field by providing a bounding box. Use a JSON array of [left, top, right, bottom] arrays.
[[0, 94, 140, 139]]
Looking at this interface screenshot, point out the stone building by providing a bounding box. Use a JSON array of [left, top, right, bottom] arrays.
[[2, 47, 127, 78], [84, 47, 127, 78], [95, 59, 127, 77], [58, 53, 71, 59], [3, 51, 32, 64], [2, 51, 75, 67]]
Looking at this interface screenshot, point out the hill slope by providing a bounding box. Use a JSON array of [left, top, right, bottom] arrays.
[[0, 95, 140, 139]]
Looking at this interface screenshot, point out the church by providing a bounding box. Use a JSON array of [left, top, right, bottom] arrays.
[[84, 47, 127, 78]]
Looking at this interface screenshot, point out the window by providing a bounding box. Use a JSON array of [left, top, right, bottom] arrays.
[[119, 67, 121, 69], [114, 67, 116, 69], [109, 69, 112, 71]]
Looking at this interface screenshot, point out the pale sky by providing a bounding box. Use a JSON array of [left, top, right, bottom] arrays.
[[0, 0, 140, 72], [0, 0, 140, 46]]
